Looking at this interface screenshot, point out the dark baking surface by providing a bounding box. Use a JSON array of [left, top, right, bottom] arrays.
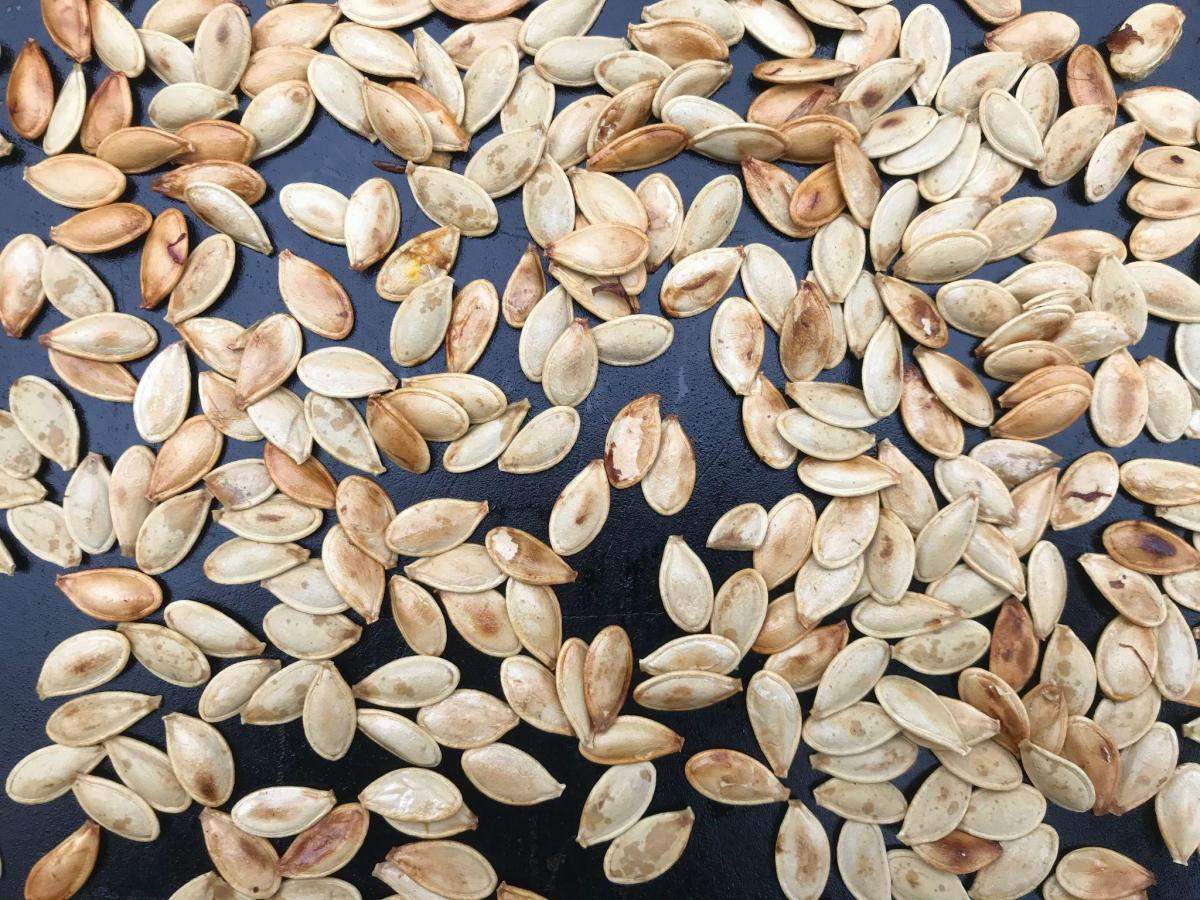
[[2, 0, 1199, 896]]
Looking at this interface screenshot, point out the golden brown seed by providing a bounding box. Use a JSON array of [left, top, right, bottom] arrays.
[[277, 802, 369, 878], [50, 203, 152, 254], [200, 807, 281, 898], [1103, 520, 1200, 575], [585, 624, 633, 735], [24, 820, 100, 900], [80, 71, 131, 154], [913, 830, 1002, 875], [157, 161, 265, 208], [139, 208, 188, 310], [55, 567, 162, 621], [7, 39, 55, 140]]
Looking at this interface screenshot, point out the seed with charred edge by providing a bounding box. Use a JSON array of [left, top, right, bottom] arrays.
[[278, 802, 370, 878], [913, 830, 1001, 874]]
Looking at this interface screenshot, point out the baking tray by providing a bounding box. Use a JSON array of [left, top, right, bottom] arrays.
[[1, 0, 1198, 896]]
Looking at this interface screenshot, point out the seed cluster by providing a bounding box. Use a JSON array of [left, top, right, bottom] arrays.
[[2, 0, 1200, 898]]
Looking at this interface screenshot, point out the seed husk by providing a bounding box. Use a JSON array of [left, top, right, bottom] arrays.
[[544, 460, 608, 556], [500, 652, 569, 733], [162, 234, 234, 324], [741, 668, 801, 777], [898, 765, 972, 847], [740, 374, 795, 470], [36, 629, 129, 700], [173, 119, 257, 165], [819, 778, 906, 828], [6, 742, 105, 807], [162, 711, 234, 808], [0, 234, 46, 338], [416, 688, 518, 750], [7, 39, 55, 140], [137, 208, 189, 311], [3, 494, 66, 549], [323, 524, 386, 622], [835, 821, 891, 900], [660, 245, 744, 317], [811, 636, 890, 722], [811, 733, 919, 784], [277, 184, 347, 248], [376, 227, 461, 306], [461, 741, 565, 807], [204, 537, 309, 585], [71, 773, 159, 843], [24, 153, 128, 211], [0, 409, 40, 481], [79, 68, 131, 152], [436, 588, 518, 655], [1103, 518, 1199, 575], [367, 393, 430, 474], [598, 807, 694, 886], [55, 567, 162, 621], [762, 619, 847, 693], [262, 559, 347, 616], [912, 830, 1002, 876], [301, 661, 355, 761], [50, 202, 153, 254], [357, 708, 441, 768], [640, 415, 694, 515], [46, 690, 160, 747], [199, 372, 262, 443], [275, 251, 354, 339], [306, 51, 375, 141], [1108, 2, 1184, 80], [230, 786, 336, 840], [584, 623, 633, 735], [652, 534, 715, 633], [342, 177, 401, 271], [1113, 720, 1178, 814], [234, 79, 313, 160], [575, 760, 658, 849], [706, 503, 768, 552], [277, 802, 369, 879], [304, 393, 383, 475], [164, 599, 264, 659], [95, 125, 191, 174], [39, 311, 158, 364], [59, 452, 113, 556], [1056, 847, 1156, 898], [214, 494, 321, 545], [118, 620, 210, 687], [145, 414, 223, 501], [386, 497, 488, 559], [139, 27, 198, 86], [684, 748, 787, 807], [298, 347, 396, 400], [1155, 763, 1200, 864], [404, 542, 504, 594], [199, 808, 280, 897], [184, 181, 271, 255], [263, 604, 361, 660], [709, 297, 764, 396], [102, 734, 189, 814], [497, 405, 578, 475], [407, 161, 500, 238], [240, 659, 320, 726]]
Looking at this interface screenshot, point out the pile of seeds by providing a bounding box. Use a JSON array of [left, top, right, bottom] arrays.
[[3, 0, 1200, 896]]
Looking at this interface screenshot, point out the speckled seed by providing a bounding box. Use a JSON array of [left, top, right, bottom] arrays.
[[164, 712, 235, 807], [603, 808, 694, 885]]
